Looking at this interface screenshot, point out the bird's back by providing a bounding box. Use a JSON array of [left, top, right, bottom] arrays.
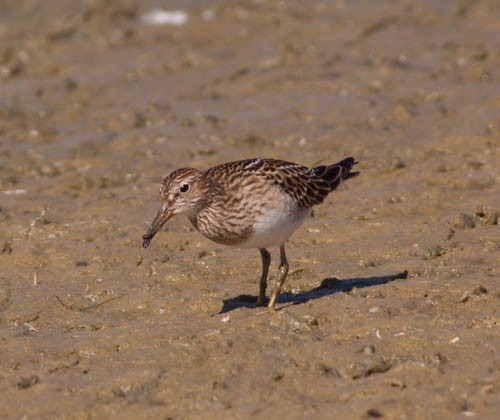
[[190, 158, 358, 248], [204, 157, 358, 209]]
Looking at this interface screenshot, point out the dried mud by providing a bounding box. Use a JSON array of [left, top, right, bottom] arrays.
[[0, 0, 499, 418]]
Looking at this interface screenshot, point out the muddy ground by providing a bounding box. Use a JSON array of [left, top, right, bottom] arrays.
[[0, 0, 499, 418]]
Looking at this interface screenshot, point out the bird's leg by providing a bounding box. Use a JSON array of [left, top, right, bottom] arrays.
[[257, 248, 271, 306], [268, 245, 289, 309]]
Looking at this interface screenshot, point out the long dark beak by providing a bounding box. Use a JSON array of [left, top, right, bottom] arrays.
[[142, 206, 173, 248]]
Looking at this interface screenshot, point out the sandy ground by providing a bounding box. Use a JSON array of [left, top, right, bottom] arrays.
[[1, 0, 499, 418]]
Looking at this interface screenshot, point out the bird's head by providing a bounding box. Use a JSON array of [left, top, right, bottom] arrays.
[[142, 168, 210, 248]]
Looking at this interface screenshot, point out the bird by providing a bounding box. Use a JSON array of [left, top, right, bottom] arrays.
[[142, 157, 359, 309]]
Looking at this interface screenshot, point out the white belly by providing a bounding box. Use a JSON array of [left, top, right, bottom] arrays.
[[238, 206, 312, 249]]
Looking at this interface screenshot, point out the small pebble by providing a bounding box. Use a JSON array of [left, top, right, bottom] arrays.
[[365, 408, 383, 418], [485, 211, 499, 226], [423, 245, 445, 260], [17, 375, 39, 389], [75, 261, 88, 267], [2, 241, 13, 254], [272, 373, 284, 381], [460, 285, 488, 302], [444, 228, 455, 240], [452, 213, 475, 229], [363, 345, 376, 355]]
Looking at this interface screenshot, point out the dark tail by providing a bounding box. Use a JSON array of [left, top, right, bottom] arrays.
[[313, 157, 359, 191]]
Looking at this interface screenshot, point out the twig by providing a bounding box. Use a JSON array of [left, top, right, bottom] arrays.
[[63, 219, 95, 227], [55, 294, 126, 311], [25, 207, 49, 238]]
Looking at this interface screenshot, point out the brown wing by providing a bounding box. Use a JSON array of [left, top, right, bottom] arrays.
[[260, 159, 332, 208], [204, 158, 327, 209], [204, 157, 358, 210]]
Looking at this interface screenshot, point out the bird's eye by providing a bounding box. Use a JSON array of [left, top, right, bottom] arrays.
[[180, 183, 190, 193]]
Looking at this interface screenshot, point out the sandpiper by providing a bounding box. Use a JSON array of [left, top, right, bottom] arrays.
[[142, 157, 359, 309]]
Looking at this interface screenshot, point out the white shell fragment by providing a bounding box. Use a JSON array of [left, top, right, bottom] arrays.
[[141, 9, 188, 26]]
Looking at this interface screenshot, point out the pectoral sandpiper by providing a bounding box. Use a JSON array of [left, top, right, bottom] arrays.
[[142, 157, 359, 309]]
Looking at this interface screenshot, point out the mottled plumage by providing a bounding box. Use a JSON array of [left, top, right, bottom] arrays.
[[143, 157, 359, 309]]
